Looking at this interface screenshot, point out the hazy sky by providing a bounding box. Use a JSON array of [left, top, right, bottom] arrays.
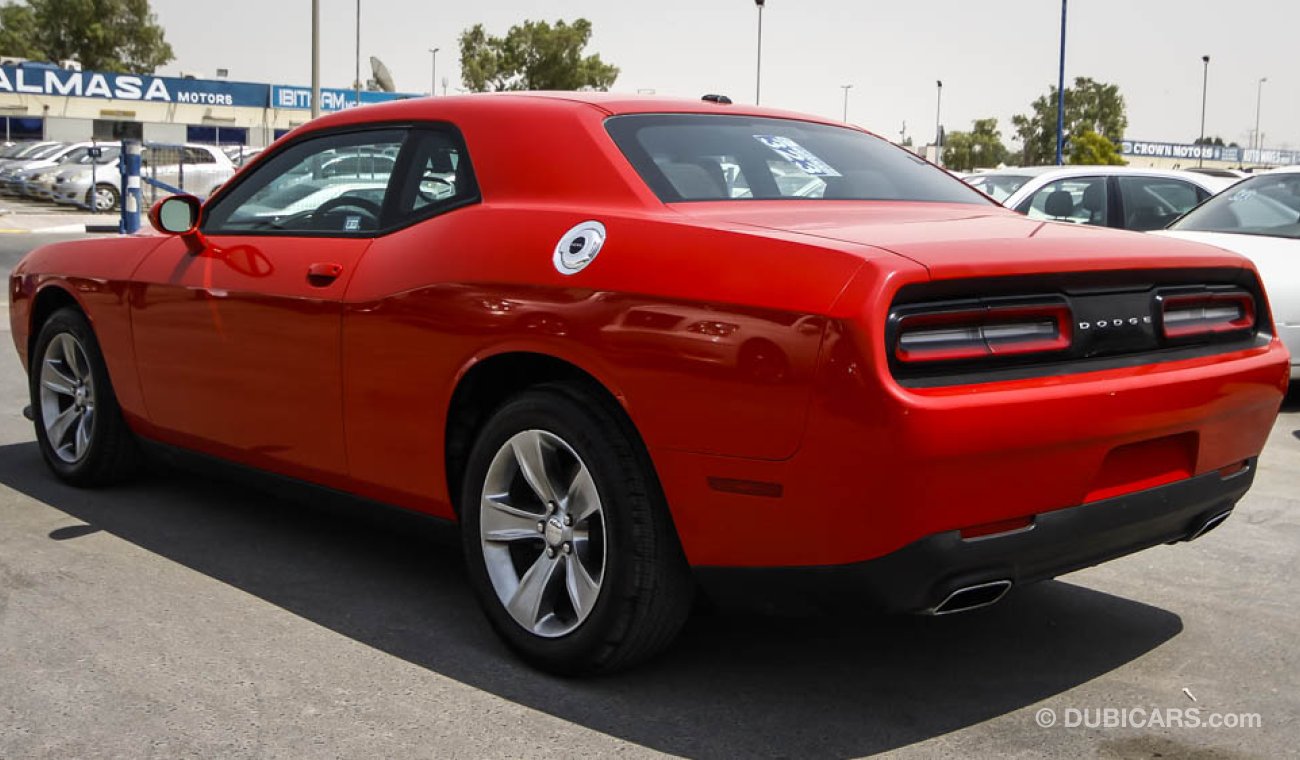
[[151, 0, 1297, 150]]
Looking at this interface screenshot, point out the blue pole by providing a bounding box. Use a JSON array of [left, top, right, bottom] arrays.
[[120, 140, 142, 234], [1055, 0, 1067, 165]]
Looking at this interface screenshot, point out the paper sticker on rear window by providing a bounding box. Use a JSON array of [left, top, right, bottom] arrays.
[[753, 135, 842, 177]]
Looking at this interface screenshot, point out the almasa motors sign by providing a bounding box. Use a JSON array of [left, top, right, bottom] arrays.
[[0, 65, 270, 108]]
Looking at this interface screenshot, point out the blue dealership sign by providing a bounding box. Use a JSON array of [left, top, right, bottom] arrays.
[[0, 65, 269, 107], [270, 85, 418, 113]]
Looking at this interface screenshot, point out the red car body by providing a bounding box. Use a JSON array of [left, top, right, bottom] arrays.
[[8, 94, 1290, 618]]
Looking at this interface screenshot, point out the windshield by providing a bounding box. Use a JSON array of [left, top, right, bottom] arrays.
[[606, 114, 989, 205], [1170, 173, 1300, 240], [26, 143, 66, 160], [964, 173, 1033, 203]]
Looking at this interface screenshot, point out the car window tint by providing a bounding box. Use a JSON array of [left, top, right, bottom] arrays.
[[1172, 173, 1300, 239], [1118, 177, 1200, 231], [203, 129, 406, 235], [388, 127, 477, 223], [1019, 177, 1108, 226], [606, 114, 988, 204]]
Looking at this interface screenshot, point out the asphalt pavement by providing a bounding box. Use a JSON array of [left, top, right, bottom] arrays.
[[0, 235, 1296, 759]]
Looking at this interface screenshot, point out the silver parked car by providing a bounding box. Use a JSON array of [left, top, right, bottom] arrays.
[[53, 143, 235, 212]]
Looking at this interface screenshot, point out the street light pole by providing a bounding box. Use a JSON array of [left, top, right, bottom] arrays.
[[355, 0, 362, 106], [1055, 0, 1067, 165], [311, 0, 320, 118], [1198, 55, 1210, 167], [841, 84, 852, 123], [429, 48, 440, 96], [935, 80, 943, 165], [1254, 77, 1267, 155], [754, 0, 765, 105]]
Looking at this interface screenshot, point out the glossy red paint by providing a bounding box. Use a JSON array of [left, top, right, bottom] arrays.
[[7, 93, 1291, 573]]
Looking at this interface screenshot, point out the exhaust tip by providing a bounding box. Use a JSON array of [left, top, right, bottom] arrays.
[[1187, 510, 1233, 542], [927, 579, 1012, 616]]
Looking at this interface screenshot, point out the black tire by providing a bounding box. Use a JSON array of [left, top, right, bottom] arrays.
[[87, 183, 119, 212], [460, 383, 694, 675], [29, 307, 139, 486]]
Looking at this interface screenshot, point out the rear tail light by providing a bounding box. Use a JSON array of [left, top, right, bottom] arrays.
[[1158, 290, 1255, 340], [894, 302, 1072, 363]]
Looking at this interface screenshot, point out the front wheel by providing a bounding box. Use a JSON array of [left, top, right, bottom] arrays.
[[30, 307, 139, 485], [87, 183, 119, 212], [460, 384, 693, 675]]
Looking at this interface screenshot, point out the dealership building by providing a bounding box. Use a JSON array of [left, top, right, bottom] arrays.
[[0, 62, 419, 147]]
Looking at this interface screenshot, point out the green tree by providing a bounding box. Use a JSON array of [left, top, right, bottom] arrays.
[[942, 117, 1010, 171], [1193, 136, 1226, 146], [1068, 130, 1125, 165], [459, 18, 618, 92], [0, 0, 173, 73], [1012, 77, 1127, 165], [0, 3, 41, 58]]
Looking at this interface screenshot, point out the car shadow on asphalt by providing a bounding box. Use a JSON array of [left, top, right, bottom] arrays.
[[0, 441, 1184, 760]]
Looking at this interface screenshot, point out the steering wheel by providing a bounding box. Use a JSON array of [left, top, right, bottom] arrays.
[[314, 195, 382, 219], [267, 195, 383, 232]]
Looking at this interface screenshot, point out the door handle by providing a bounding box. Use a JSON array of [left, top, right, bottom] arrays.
[[307, 262, 343, 285]]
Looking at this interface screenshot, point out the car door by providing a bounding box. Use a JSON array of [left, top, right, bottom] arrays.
[[130, 127, 409, 487]]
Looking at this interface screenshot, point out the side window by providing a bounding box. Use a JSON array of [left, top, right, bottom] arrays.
[[185, 147, 216, 165], [203, 129, 405, 234], [1118, 177, 1201, 231], [1019, 177, 1108, 226], [388, 127, 478, 224]]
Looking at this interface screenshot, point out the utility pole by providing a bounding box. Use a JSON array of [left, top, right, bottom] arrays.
[[935, 80, 943, 165], [429, 48, 440, 95], [1056, 0, 1067, 165], [1198, 55, 1210, 167], [311, 0, 320, 119], [840, 84, 852, 123], [754, 0, 765, 105], [355, 0, 362, 106]]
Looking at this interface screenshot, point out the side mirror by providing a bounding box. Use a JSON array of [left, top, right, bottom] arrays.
[[149, 194, 201, 235]]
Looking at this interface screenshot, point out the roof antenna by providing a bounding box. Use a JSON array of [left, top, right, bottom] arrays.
[[701, 94, 733, 105]]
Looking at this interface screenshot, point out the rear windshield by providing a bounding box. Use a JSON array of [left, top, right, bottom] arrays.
[[606, 114, 989, 205]]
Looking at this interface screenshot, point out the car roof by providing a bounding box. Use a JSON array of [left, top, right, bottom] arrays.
[[308, 92, 850, 135]]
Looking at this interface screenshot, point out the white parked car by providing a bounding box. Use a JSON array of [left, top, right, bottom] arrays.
[[964, 166, 1236, 232], [1155, 167, 1300, 379], [53, 143, 235, 212]]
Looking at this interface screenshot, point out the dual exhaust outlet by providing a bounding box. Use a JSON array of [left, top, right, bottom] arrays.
[[923, 508, 1234, 616]]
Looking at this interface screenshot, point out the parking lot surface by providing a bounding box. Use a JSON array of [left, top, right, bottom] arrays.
[[0, 236, 1296, 759]]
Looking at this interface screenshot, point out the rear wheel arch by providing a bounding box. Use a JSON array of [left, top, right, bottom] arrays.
[[444, 351, 648, 517]]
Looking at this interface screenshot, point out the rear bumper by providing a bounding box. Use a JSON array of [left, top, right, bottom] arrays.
[[694, 460, 1254, 614]]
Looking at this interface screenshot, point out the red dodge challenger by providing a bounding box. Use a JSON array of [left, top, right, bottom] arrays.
[[8, 94, 1290, 674]]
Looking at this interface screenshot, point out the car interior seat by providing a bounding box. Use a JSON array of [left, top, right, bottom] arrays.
[[1081, 182, 1107, 225], [1043, 189, 1076, 219], [659, 162, 727, 199]]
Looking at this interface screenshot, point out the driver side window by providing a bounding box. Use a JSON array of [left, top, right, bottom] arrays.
[[203, 129, 406, 235]]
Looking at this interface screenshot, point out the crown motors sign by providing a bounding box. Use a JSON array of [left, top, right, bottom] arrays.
[[1120, 140, 1237, 162], [0, 65, 269, 107]]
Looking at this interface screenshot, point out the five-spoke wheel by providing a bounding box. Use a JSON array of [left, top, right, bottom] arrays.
[[461, 384, 693, 675], [29, 307, 139, 485], [480, 429, 606, 638], [38, 332, 96, 463]]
